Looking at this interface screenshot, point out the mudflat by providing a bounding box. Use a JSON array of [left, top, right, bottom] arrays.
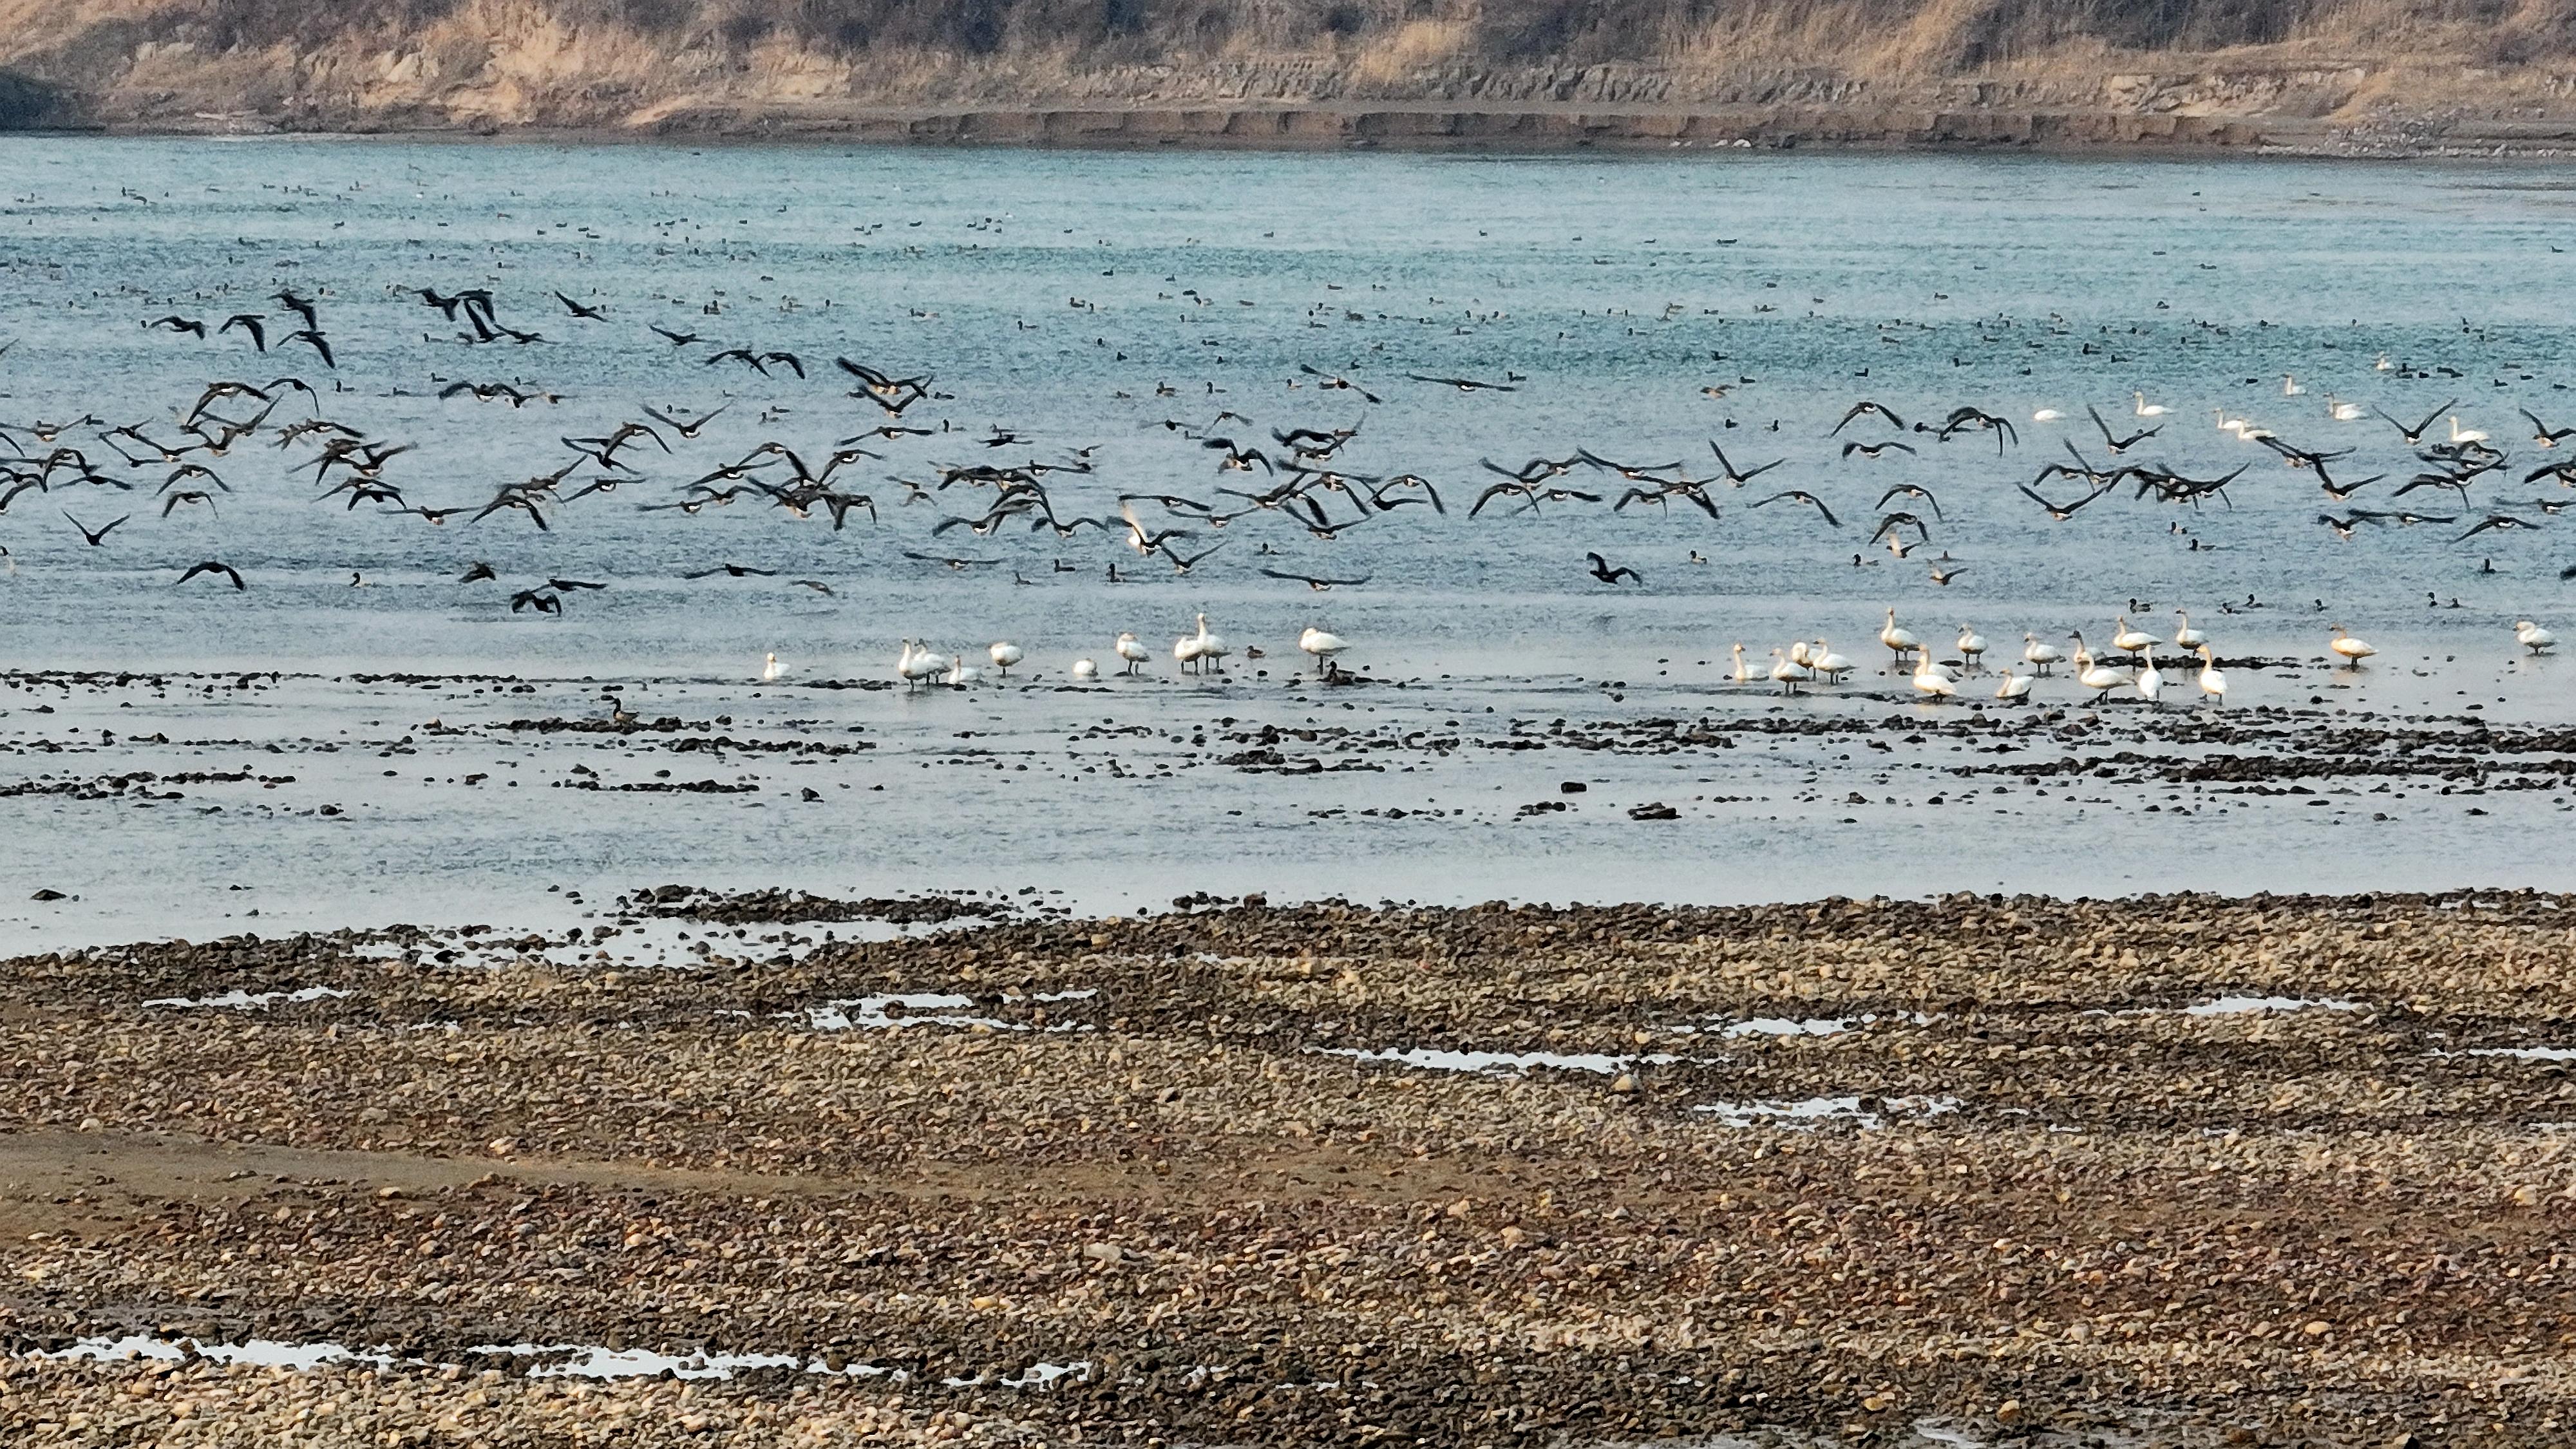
[[1, 890, 2569, 1444]]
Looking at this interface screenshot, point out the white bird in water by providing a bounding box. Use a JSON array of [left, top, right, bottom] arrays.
[[2171, 610, 2206, 650], [1729, 642, 1755, 683], [1072, 658, 1099, 681], [2324, 395, 2365, 421], [2329, 624, 2377, 667], [1993, 668, 2033, 705], [2021, 632, 2063, 676], [1770, 647, 1812, 696], [1114, 631, 1150, 676], [2450, 415, 2489, 445], [946, 655, 981, 688], [1910, 650, 1956, 703], [1808, 640, 1853, 683], [760, 651, 783, 681], [1176, 612, 1228, 675], [1298, 625, 1349, 676], [2197, 645, 2227, 706], [896, 639, 948, 690], [2282, 374, 2305, 396], [1879, 608, 1921, 663], [1955, 624, 1987, 672], [987, 640, 1025, 677], [2070, 634, 2130, 701], [2134, 392, 2171, 417], [2135, 652, 2164, 708], [2031, 408, 2063, 422], [2110, 614, 2159, 658], [2515, 619, 2557, 654]]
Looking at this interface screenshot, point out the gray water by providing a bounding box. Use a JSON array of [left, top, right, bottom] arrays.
[[6, 138, 2576, 947]]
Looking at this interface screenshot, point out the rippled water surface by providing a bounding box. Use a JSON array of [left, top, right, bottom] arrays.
[[6, 139, 2576, 943]]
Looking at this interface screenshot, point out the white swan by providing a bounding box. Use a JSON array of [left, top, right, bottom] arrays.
[[2374, 352, 2393, 372], [1993, 668, 2033, 705], [2197, 645, 2226, 706], [2032, 407, 2064, 422], [760, 651, 783, 681], [2134, 392, 2170, 418], [2171, 609, 2206, 650], [2282, 374, 2305, 396], [1729, 642, 1754, 683], [1173, 630, 1205, 674], [2110, 614, 2158, 657], [896, 639, 948, 690], [2070, 635, 2128, 702], [1808, 640, 1853, 683], [2215, 407, 2251, 437], [1192, 613, 1231, 674], [1910, 650, 1956, 703], [2021, 632, 2063, 676], [2324, 395, 2364, 422], [2450, 416, 2489, 445], [1788, 639, 1814, 668], [1072, 658, 1099, 681], [1299, 625, 1349, 676], [1114, 631, 1150, 676], [1770, 648, 1812, 696], [2329, 625, 2377, 666], [2515, 620, 2557, 654], [988, 641, 1025, 676], [1955, 624, 1987, 672], [2135, 654, 2163, 708], [1879, 608, 1921, 663], [946, 656, 981, 688]]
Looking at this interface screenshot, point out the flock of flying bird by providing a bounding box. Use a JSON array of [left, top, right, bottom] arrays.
[[6, 274, 2570, 707]]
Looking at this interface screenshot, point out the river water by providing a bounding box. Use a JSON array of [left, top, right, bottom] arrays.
[[5, 138, 2576, 946]]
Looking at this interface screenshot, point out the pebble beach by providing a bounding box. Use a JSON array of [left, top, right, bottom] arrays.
[[1, 890, 2570, 1445]]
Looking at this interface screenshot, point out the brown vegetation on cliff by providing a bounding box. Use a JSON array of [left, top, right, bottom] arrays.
[[1, 1, 2571, 146]]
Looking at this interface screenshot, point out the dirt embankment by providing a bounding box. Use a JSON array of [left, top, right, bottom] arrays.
[[0, 890, 2571, 1444], [5, 0, 2576, 153]]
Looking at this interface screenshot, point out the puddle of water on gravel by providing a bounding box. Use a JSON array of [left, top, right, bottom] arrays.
[[138, 986, 352, 1010]]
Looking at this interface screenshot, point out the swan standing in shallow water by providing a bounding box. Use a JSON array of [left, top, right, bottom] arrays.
[[896, 639, 948, 690], [987, 641, 1024, 677], [1298, 625, 1348, 676], [1879, 608, 1921, 664], [1176, 612, 1228, 675], [2070, 634, 2129, 702], [1911, 650, 1957, 703], [2022, 632, 2063, 676], [2329, 625, 2377, 667], [1808, 640, 1853, 683], [2134, 652, 2164, 708], [2110, 614, 2159, 658], [1770, 647, 1812, 696], [2171, 610, 2206, 651], [2515, 620, 2556, 654], [2197, 645, 2227, 706], [1114, 632, 1150, 676], [1955, 624, 1987, 672]]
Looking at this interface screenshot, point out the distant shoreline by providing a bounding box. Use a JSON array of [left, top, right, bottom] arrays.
[[23, 102, 2576, 160]]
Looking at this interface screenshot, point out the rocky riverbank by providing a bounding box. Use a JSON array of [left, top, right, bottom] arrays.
[[1, 889, 2571, 1443]]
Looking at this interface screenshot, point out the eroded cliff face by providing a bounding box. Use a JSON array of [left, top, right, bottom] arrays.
[[1, 0, 2570, 146]]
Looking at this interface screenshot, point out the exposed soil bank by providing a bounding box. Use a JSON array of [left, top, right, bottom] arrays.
[[2, 890, 2571, 1443]]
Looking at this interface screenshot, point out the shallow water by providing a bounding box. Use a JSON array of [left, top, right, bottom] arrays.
[[6, 139, 2576, 944]]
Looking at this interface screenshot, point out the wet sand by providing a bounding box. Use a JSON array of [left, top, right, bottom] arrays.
[[2, 889, 2571, 1444]]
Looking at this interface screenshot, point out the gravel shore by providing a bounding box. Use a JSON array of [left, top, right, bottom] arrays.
[[2, 890, 2571, 1444]]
